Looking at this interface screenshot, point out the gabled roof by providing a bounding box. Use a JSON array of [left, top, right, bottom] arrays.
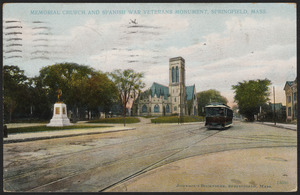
[[284, 81, 293, 90], [150, 82, 169, 100], [186, 85, 195, 101]]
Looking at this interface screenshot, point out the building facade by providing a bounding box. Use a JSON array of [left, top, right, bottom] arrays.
[[284, 77, 297, 122], [135, 57, 198, 116]]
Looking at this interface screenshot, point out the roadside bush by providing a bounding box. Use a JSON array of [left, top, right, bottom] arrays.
[[140, 116, 154, 118], [88, 117, 140, 124], [151, 116, 204, 123]]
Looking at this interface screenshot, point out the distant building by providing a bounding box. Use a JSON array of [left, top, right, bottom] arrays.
[[134, 57, 198, 116], [284, 77, 297, 122]]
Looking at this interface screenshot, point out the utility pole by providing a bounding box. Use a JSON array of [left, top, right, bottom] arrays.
[[273, 86, 276, 125], [123, 99, 126, 127]]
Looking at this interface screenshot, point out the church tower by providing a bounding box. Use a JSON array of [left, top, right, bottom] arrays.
[[169, 57, 186, 115]]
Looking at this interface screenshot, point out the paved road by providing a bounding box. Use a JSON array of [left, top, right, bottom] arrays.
[[3, 120, 297, 192]]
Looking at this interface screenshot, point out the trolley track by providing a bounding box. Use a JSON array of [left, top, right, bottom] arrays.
[[100, 132, 297, 192], [27, 126, 215, 192], [4, 122, 296, 192], [98, 129, 222, 192], [4, 125, 206, 191]]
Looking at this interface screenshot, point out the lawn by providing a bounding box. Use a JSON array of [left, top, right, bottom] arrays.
[[151, 116, 204, 123], [87, 117, 140, 124], [6, 125, 112, 134]]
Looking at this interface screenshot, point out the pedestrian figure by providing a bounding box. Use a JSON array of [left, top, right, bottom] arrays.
[[3, 125, 8, 138]]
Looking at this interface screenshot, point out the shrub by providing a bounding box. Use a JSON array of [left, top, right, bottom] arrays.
[[151, 116, 204, 123], [88, 117, 140, 124]]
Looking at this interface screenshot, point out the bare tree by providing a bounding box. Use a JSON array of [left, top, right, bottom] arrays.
[[109, 69, 145, 126]]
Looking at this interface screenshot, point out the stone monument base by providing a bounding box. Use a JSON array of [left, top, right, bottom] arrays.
[[47, 102, 72, 127]]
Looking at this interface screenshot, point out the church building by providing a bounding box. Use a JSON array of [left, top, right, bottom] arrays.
[[135, 57, 198, 116]]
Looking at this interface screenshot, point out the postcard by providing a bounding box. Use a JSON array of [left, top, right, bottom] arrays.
[[2, 2, 297, 192]]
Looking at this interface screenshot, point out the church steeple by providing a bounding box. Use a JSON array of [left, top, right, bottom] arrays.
[[169, 57, 186, 115], [169, 56, 185, 86]]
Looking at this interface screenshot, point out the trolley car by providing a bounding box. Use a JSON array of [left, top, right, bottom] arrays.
[[205, 103, 233, 129]]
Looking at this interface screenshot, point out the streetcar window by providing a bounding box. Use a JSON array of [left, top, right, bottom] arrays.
[[206, 107, 225, 116], [227, 109, 233, 117]]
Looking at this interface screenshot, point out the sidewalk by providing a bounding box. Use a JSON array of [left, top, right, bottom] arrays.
[[106, 147, 297, 192], [257, 122, 297, 131], [3, 126, 135, 144]]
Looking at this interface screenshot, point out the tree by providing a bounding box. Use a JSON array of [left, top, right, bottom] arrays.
[[3, 65, 31, 122], [38, 63, 94, 105], [83, 72, 119, 118], [109, 69, 145, 125], [232, 79, 271, 121], [27, 76, 52, 119], [37, 63, 118, 120], [197, 89, 228, 116]]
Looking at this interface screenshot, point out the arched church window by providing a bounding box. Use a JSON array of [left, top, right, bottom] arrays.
[[154, 105, 159, 113], [172, 67, 175, 83], [174, 106, 177, 111], [174, 97, 176, 102], [166, 105, 170, 113], [142, 105, 147, 113], [176, 66, 179, 83]]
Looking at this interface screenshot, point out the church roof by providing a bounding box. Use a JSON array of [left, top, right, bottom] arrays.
[[150, 82, 169, 100], [186, 85, 195, 101], [147, 82, 196, 101]]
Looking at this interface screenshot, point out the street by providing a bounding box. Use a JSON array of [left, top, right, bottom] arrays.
[[3, 119, 297, 192]]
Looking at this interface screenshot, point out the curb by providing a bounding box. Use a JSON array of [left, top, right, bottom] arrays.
[[3, 128, 136, 144], [256, 122, 297, 131]]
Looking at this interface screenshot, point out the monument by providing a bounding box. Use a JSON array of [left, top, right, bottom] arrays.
[[47, 89, 72, 127]]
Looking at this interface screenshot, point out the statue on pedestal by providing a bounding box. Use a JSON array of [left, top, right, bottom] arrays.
[[57, 89, 62, 103], [47, 89, 72, 127]]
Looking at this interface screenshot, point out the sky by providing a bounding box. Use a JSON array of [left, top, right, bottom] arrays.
[[3, 3, 297, 107]]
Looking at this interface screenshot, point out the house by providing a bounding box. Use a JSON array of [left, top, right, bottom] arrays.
[[284, 77, 297, 122]]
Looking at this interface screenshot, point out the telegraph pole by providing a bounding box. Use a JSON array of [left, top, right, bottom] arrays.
[[273, 86, 276, 125]]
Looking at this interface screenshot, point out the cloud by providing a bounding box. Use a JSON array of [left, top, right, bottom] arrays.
[[3, 11, 296, 106], [169, 16, 296, 106]]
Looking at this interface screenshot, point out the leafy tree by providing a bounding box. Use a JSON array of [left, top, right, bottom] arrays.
[[3, 65, 31, 122], [197, 89, 228, 116], [38, 63, 94, 105], [37, 63, 118, 120], [232, 79, 271, 121], [83, 72, 119, 118], [109, 69, 145, 125], [27, 77, 52, 119]]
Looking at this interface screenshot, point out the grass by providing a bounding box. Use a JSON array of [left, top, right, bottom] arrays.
[[6, 119, 50, 123], [7, 125, 112, 134], [151, 116, 204, 123], [87, 117, 140, 124]]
